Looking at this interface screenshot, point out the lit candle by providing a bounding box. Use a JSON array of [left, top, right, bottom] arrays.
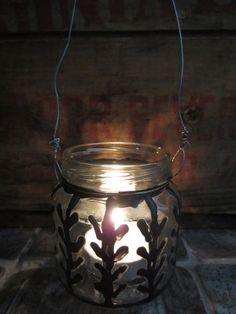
[[84, 169, 148, 263], [55, 142, 178, 305], [100, 168, 136, 193], [84, 207, 148, 263]]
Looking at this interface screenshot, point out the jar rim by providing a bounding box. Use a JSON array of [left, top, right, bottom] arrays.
[[62, 142, 172, 192], [62, 142, 170, 168]]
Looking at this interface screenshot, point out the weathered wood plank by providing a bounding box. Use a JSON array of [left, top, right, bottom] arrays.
[[0, 35, 235, 214], [0, 0, 236, 33], [0, 35, 235, 96], [0, 211, 53, 228]]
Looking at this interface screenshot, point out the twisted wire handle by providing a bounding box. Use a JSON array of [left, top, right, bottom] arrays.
[[170, 0, 190, 176], [49, 0, 189, 180], [49, 0, 77, 180]]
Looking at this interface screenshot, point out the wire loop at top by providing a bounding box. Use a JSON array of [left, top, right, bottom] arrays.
[[50, 0, 77, 156], [50, 0, 189, 180], [171, 0, 190, 172]]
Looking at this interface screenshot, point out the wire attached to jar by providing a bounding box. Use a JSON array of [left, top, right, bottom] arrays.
[[49, 0, 189, 180], [170, 0, 190, 176], [49, 0, 77, 180]]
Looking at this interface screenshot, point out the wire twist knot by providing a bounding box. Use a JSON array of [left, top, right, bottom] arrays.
[[49, 137, 61, 152], [180, 127, 190, 150]]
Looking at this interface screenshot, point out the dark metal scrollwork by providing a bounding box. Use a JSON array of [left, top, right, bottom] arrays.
[[136, 195, 168, 297], [88, 197, 129, 306], [57, 193, 85, 291], [54, 179, 180, 306]]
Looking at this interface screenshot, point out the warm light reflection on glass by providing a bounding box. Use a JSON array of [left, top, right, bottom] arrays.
[[84, 207, 148, 263], [100, 169, 135, 192]]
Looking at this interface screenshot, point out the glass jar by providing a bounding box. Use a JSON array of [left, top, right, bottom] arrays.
[[53, 142, 180, 307]]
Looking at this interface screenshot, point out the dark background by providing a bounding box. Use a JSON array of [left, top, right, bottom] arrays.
[[0, 0, 236, 226]]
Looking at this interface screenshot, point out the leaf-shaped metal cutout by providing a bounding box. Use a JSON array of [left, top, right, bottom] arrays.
[[70, 273, 83, 285], [114, 246, 128, 262], [91, 242, 106, 260], [94, 282, 104, 293], [112, 284, 127, 297], [95, 263, 107, 277], [88, 197, 141, 304], [67, 212, 79, 229], [88, 215, 103, 240], [137, 219, 151, 242], [70, 237, 85, 252], [137, 268, 148, 277], [111, 266, 127, 281], [137, 285, 148, 294], [137, 246, 149, 260], [115, 224, 129, 241], [77, 236, 85, 248], [71, 257, 83, 269], [56, 199, 84, 291]]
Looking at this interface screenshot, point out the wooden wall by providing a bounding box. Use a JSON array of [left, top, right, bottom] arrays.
[[0, 0, 236, 224]]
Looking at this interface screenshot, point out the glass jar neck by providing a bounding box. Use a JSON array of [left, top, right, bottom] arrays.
[[61, 142, 172, 193]]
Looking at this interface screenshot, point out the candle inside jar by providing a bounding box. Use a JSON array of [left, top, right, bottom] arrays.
[[100, 168, 136, 193], [84, 207, 148, 263]]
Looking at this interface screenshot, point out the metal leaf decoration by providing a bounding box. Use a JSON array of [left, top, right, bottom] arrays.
[[88, 197, 129, 306], [56, 193, 85, 292], [114, 246, 129, 262], [53, 178, 180, 306], [136, 194, 168, 298]]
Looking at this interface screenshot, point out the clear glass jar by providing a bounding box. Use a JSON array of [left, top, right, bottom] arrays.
[[53, 142, 180, 307]]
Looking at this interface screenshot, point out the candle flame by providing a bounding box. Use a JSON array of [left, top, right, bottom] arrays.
[[111, 207, 125, 229], [84, 206, 149, 263]]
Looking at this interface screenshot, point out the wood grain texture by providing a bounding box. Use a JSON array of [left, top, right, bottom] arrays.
[[0, 0, 236, 33], [0, 34, 235, 214], [0, 35, 235, 96]]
